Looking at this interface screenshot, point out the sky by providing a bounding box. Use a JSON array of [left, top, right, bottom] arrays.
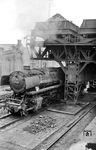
[[51, 0, 96, 26], [0, 0, 96, 44]]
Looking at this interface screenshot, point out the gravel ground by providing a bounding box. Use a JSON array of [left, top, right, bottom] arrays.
[[0, 108, 8, 117], [0, 86, 13, 117], [0, 110, 72, 150], [49, 106, 96, 150], [23, 115, 56, 134]]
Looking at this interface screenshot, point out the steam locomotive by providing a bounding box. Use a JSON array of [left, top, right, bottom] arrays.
[[5, 67, 64, 116]]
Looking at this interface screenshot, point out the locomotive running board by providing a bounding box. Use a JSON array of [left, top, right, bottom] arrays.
[[47, 102, 89, 115], [27, 83, 62, 95]]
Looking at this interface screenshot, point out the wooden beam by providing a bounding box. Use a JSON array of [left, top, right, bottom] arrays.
[[31, 58, 52, 60], [59, 50, 65, 58], [79, 62, 89, 74], [41, 48, 48, 57], [90, 51, 96, 59], [79, 60, 96, 63], [73, 45, 78, 59], [68, 49, 74, 60], [80, 50, 88, 59], [52, 51, 66, 74], [57, 61, 66, 74], [64, 45, 67, 56]]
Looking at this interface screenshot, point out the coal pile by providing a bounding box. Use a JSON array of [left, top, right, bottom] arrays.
[[23, 115, 56, 134]]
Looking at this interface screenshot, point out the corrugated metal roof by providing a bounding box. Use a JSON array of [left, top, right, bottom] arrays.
[[34, 21, 78, 32], [32, 14, 96, 45], [80, 19, 96, 28], [47, 13, 67, 22], [32, 14, 79, 40]]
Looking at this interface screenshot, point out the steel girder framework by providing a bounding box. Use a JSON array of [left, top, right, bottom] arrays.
[[31, 43, 96, 103]]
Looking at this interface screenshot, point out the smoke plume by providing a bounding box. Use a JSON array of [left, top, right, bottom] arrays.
[[15, 0, 50, 36]]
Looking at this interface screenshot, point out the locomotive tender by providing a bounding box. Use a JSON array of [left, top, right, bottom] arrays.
[[5, 67, 64, 115]]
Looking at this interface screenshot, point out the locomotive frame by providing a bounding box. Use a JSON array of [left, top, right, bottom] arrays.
[[5, 68, 64, 116]]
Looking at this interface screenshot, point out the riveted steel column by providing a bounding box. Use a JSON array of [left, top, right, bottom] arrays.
[[64, 47, 80, 103]]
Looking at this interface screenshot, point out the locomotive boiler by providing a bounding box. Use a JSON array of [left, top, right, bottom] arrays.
[[5, 67, 64, 115]]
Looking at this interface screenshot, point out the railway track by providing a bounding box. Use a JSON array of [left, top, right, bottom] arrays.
[[0, 114, 21, 130], [0, 113, 11, 119], [0, 107, 45, 132], [32, 103, 96, 150], [0, 101, 95, 150]]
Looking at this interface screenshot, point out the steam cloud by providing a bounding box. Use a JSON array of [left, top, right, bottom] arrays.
[[0, 0, 50, 43], [15, 0, 50, 36]]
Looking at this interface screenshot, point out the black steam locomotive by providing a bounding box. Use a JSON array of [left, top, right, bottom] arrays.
[[5, 67, 64, 116]]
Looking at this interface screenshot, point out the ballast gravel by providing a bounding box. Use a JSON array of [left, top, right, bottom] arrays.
[[23, 115, 56, 134]]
